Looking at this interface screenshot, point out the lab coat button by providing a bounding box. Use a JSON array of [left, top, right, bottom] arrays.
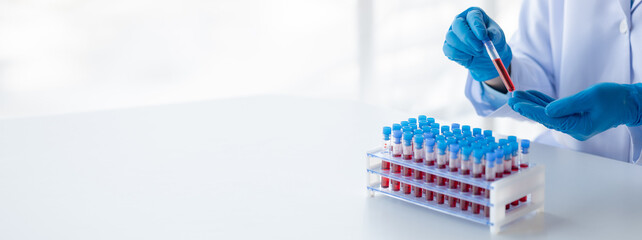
[[620, 19, 628, 34]]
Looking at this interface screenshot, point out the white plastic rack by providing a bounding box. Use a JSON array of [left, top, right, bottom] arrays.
[[366, 148, 545, 233]]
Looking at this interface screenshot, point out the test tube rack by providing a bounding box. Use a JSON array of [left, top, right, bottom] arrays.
[[366, 148, 545, 233]]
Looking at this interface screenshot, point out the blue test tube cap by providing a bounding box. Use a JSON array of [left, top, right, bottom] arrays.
[[495, 149, 504, 159], [462, 146, 473, 158], [472, 142, 482, 149], [431, 128, 440, 136], [426, 137, 436, 147], [441, 125, 450, 134], [401, 121, 409, 127], [473, 128, 482, 136], [510, 142, 519, 154], [410, 124, 417, 131], [498, 139, 508, 146], [393, 130, 402, 143], [462, 125, 471, 132], [402, 126, 412, 133], [436, 135, 446, 142], [418, 120, 427, 129], [508, 135, 517, 142], [504, 147, 511, 160], [486, 152, 495, 162], [383, 126, 391, 135], [418, 115, 427, 121], [474, 148, 484, 161], [486, 136, 496, 144], [414, 129, 424, 135], [521, 139, 530, 154], [403, 132, 413, 146], [414, 134, 424, 145], [431, 123, 440, 129], [489, 142, 498, 150], [452, 128, 462, 135], [449, 143, 459, 153], [459, 139, 469, 147], [408, 118, 417, 124], [483, 129, 493, 137], [496, 154, 504, 165], [437, 140, 447, 151], [444, 131, 453, 138], [392, 123, 401, 131], [451, 123, 460, 130], [383, 126, 391, 140], [427, 118, 435, 124], [462, 130, 472, 138]]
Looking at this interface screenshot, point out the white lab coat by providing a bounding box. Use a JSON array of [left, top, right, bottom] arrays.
[[466, 0, 642, 164]]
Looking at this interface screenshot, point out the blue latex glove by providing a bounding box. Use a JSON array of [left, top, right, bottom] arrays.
[[508, 83, 642, 141], [443, 7, 512, 81]]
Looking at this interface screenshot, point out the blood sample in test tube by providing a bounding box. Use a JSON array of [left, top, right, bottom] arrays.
[[484, 153, 495, 218], [519, 139, 530, 202], [391, 130, 402, 191], [402, 132, 413, 194], [495, 149, 504, 179], [381, 126, 392, 188], [448, 144, 460, 208], [503, 147, 512, 175], [425, 138, 436, 183]]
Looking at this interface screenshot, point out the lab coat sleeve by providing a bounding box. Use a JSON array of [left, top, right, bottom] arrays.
[[464, 0, 557, 118]]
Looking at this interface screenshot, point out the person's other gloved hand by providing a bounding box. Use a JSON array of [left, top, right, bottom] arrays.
[[508, 83, 642, 141], [443, 7, 512, 81]]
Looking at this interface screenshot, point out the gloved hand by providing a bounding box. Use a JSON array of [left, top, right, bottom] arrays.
[[508, 83, 642, 141], [443, 7, 512, 81]]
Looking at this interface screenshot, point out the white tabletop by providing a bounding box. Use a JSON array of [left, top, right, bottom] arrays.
[[0, 96, 640, 239]]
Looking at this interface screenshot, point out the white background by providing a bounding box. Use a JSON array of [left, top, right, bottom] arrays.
[[0, 0, 544, 138]]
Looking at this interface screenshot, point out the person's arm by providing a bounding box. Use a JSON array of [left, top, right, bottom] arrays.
[[462, 0, 560, 117]]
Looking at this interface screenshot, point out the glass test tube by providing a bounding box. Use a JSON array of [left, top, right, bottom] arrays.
[[495, 150, 504, 179], [484, 153, 495, 218], [413, 135, 425, 198], [520, 139, 530, 202], [402, 132, 413, 194], [391, 130, 402, 191], [448, 144, 459, 208], [381, 126, 392, 188]]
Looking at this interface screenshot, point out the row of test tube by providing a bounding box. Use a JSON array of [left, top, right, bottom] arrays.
[[379, 116, 531, 217]]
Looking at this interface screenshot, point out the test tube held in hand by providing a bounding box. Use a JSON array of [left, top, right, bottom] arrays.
[[482, 39, 515, 92]]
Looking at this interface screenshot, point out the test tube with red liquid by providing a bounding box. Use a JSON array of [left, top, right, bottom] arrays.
[[448, 144, 459, 208], [425, 138, 436, 183], [402, 132, 414, 194], [519, 140, 530, 202], [484, 153, 495, 218], [381, 126, 392, 188], [495, 149, 504, 179], [413, 135, 425, 198], [460, 147, 472, 211], [391, 130, 402, 191], [482, 39, 515, 92]]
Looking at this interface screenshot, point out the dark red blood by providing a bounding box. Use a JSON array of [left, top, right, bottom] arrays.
[[460, 200, 469, 211], [381, 177, 389, 188], [392, 181, 400, 191], [492, 58, 515, 92], [461, 169, 470, 175], [472, 203, 480, 214]]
